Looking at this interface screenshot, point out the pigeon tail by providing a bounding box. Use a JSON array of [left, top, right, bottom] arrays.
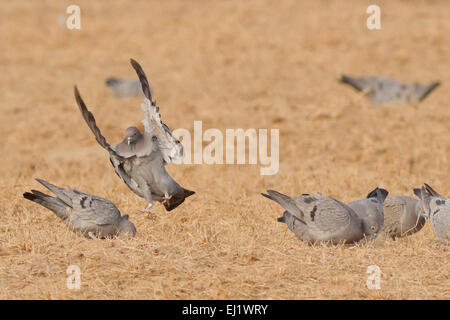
[[23, 191, 70, 221], [367, 187, 389, 204], [340, 75, 364, 91], [35, 178, 73, 207], [418, 82, 440, 101], [424, 183, 441, 197], [163, 189, 195, 211]]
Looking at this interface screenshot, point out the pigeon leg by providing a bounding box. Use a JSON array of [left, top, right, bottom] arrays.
[[162, 193, 172, 205], [137, 189, 154, 214], [137, 202, 153, 214]]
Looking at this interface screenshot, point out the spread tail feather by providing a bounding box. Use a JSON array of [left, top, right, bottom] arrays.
[[163, 189, 195, 211], [183, 189, 195, 198]]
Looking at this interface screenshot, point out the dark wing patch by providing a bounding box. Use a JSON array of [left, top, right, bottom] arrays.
[[80, 196, 88, 209], [310, 205, 317, 221]]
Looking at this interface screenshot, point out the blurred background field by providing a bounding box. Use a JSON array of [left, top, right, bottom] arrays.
[[0, 0, 448, 299]]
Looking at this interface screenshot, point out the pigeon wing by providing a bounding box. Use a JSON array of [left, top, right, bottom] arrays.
[[74, 86, 126, 162], [69, 190, 121, 227], [130, 59, 184, 164], [295, 195, 354, 235], [74, 86, 144, 195]]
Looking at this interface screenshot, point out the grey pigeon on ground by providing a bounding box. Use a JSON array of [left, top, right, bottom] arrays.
[[75, 59, 195, 213], [106, 77, 144, 99], [340, 75, 440, 105], [262, 190, 379, 244], [381, 195, 426, 240], [414, 184, 449, 244], [23, 178, 136, 238], [347, 187, 388, 238]]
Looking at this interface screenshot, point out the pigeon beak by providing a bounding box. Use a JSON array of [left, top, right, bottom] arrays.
[[277, 216, 285, 223]]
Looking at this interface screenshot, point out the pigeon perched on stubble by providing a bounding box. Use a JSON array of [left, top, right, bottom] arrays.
[[381, 195, 426, 240], [105, 77, 144, 99], [262, 190, 379, 244], [414, 184, 449, 244], [347, 187, 388, 239], [23, 178, 136, 238], [340, 75, 440, 105], [74, 59, 195, 213]]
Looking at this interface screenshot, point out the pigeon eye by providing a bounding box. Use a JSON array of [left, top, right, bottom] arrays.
[[370, 226, 376, 231]]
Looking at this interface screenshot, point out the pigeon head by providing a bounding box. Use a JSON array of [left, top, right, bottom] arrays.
[[118, 215, 136, 237], [358, 202, 384, 238], [361, 216, 380, 238], [348, 188, 386, 238], [125, 126, 143, 146], [277, 211, 297, 231]]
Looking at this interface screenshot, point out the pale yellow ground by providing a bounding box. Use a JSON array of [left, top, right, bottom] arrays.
[[0, 0, 448, 299]]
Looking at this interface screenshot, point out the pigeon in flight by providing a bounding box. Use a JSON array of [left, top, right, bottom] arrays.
[[340, 75, 440, 105], [414, 184, 449, 244], [23, 178, 136, 238], [105, 77, 144, 99], [262, 190, 379, 244], [74, 59, 195, 213]]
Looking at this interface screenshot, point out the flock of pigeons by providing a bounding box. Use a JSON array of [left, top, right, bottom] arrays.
[[22, 59, 448, 245], [265, 184, 449, 244]]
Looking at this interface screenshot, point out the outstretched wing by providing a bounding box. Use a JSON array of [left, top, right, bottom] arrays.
[[74, 86, 125, 161], [74, 86, 141, 194], [130, 58, 184, 164]]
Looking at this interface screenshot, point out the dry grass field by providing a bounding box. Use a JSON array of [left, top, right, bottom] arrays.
[[0, 0, 449, 299]]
